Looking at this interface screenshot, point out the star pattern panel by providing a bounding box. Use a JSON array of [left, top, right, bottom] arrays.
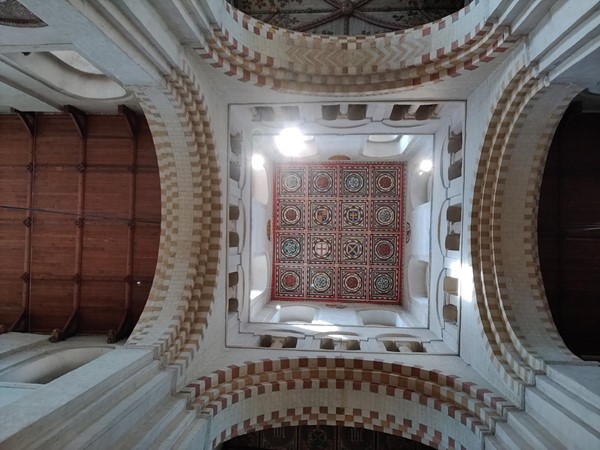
[[229, 0, 464, 36], [272, 162, 405, 304]]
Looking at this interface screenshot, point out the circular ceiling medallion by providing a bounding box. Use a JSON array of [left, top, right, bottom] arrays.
[[313, 172, 333, 192], [281, 172, 302, 193], [281, 271, 301, 291], [375, 205, 395, 226], [373, 273, 394, 294], [343, 272, 362, 293], [375, 173, 395, 192], [281, 237, 301, 258], [344, 173, 364, 192], [311, 272, 331, 292], [282, 205, 301, 226], [374, 239, 394, 260]]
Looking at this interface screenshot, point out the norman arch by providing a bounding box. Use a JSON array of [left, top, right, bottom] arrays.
[[471, 76, 583, 401], [186, 357, 508, 450], [127, 66, 222, 378]]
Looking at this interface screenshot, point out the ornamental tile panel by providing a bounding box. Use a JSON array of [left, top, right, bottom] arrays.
[[272, 161, 405, 304]]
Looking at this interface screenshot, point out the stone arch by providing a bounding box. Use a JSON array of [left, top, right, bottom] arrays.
[[471, 70, 582, 401], [185, 357, 510, 450], [197, 1, 519, 95], [126, 63, 221, 378]]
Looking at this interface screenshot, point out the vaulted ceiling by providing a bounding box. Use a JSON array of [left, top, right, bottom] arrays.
[[229, 0, 465, 35]]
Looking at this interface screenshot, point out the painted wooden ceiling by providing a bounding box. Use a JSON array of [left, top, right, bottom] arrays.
[[228, 0, 465, 35], [0, 113, 160, 340]]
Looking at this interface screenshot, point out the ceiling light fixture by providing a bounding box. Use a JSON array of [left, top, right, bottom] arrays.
[[418, 159, 433, 175], [274, 127, 313, 157]]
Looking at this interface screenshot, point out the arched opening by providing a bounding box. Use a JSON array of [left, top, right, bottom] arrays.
[[0, 112, 160, 341], [2, 52, 127, 100], [188, 358, 499, 450], [0, 346, 113, 384], [250, 254, 268, 300], [221, 424, 436, 449], [227, 1, 465, 35], [538, 93, 600, 360]]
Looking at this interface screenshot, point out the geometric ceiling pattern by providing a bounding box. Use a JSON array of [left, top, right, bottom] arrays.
[[0, 0, 46, 27], [272, 161, 405, 304], [229, 0, 464, 35]]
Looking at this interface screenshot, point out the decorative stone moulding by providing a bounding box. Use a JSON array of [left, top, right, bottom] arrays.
[[184, 357, 511, 450], [127, 65, 222, 377], [471, 68, 582, 402], [196, 1, 519, 95]]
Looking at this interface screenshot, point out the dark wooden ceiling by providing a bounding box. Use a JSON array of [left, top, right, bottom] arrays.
[[0, 112, 160, 340], [538, 94, 600, 360], [229, 0, 465, 35], [223, 424, 435, 449]]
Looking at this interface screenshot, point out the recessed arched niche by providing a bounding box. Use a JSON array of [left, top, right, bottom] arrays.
[[3, 52, 126, 99], [251, 166, 269, 205], [358, 310, 399, 327], [0, 346, 113, 384], [50, 51, 103, 75], [407, 258, 429, 299], [410, 169, 431, 209], [362, 135, 408, 158], [250, 254, 268, 300], [278, 306, 316, 324]]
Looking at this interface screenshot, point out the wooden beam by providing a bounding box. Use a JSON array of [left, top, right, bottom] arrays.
[[21, 111, 36, 333], [65, 105, 87, 139], [10, 108, 35, 137], [10, 308, 29, 333], [117, 114, 138, 341], [110, 309, 132, 343], [66, 113, 87, 340], [49, 309, 78, 343], [118, 104, 138, 137]]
